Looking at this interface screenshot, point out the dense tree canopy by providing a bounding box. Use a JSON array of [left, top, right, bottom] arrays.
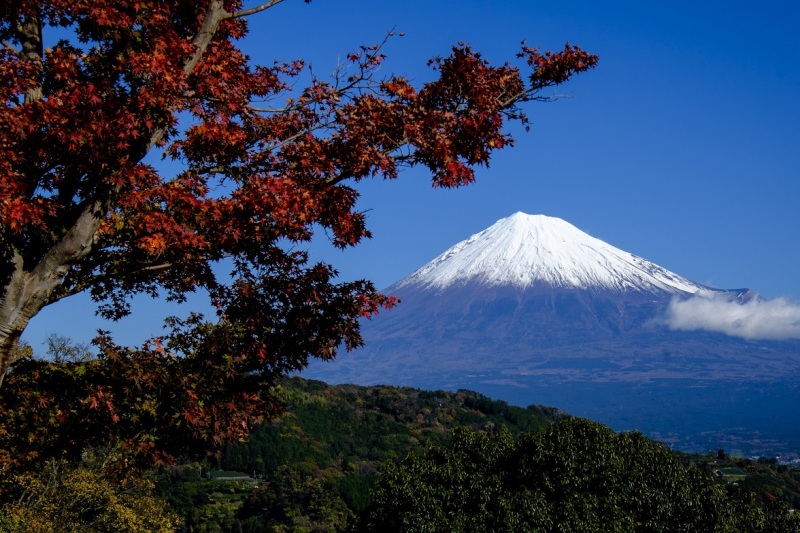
[[0, 0, 596, 473], [366, 419, 800, 532]]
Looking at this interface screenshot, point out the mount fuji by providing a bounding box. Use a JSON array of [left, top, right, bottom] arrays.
[[306, 212, 775, 383], [303, 213, 800, 455]]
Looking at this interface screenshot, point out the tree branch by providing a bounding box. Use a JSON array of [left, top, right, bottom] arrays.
[[47, 262, 175, 307], [15, 13, 43, 103], [184, 1, 229, 77], [227, 0, 287, 20], [144, 0, 229, 153], [324, 139, 414, 186], [1, 40, 22, 58]]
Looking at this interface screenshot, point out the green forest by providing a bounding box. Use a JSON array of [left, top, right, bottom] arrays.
[[4, 376, 798, 532]]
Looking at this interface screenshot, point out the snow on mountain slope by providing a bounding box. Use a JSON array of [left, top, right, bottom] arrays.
[[397, 212, 714, 296]]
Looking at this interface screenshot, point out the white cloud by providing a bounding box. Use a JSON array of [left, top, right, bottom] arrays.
[[663, 295, 800, 340]]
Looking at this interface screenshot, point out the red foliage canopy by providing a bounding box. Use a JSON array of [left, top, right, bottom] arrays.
[[0, 0, 596, 473]]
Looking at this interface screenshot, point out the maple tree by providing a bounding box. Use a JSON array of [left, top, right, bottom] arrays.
[[0, 0, 596, 472]]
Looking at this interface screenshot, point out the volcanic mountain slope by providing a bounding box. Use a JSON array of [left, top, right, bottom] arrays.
[[304, 213, 796, 388]]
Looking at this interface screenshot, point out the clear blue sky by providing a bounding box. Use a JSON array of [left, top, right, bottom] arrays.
[[23, 0, 800, 350]]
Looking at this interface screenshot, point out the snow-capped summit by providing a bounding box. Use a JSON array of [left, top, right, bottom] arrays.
[[398, 212, 712, 296]]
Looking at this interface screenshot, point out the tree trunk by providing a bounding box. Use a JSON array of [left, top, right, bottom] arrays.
[[0, 201, 106, 388], [0, 259, 29, 389]]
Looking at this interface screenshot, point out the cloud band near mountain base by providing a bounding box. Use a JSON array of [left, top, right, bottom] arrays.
[[664, 296, 800, 340]]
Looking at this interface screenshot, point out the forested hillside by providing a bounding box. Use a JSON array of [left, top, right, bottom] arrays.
[[3, 377, 799, 531], [152, 377, 799, 532], [155, 377, 563, 531]]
